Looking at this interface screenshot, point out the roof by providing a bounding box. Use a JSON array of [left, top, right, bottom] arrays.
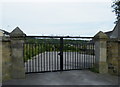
[[110, 19, 120, 38], [105, 31, 112, 37], [0, 29, 10, 35], [10, 27, 26, 37], [104, 19, 120, 39]]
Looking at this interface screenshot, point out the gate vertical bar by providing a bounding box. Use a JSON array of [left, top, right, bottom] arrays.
[[93, 43, 94, 67], [30, 44, 32, 72], [38, 44, 40, 72], [41, 43, 43, 72], [54, 43, 56, 70], [35, 44, 37, 72], [49, 43, 50, 71], [60, 38, 63, 71], [24, 44, 29, 72], [31, 43, 33, 72]]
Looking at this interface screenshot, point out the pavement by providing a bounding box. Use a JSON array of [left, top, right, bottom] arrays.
[[0, 83, 2, 87], [2, 70, 119, 86]]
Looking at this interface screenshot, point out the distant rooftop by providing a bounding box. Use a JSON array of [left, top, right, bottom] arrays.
[[105, 31, 112, 38], [104, 19, 120, 39], [0, 29, 10, 35]]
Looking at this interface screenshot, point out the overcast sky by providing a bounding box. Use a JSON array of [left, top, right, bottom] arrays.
[[0, 0, 116, 36]]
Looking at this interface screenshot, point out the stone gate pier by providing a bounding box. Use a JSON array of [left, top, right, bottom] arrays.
[[0, 27, 26, 82]]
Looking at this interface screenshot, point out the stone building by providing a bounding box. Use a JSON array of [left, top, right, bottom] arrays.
[[105, 20, 120, 39], [105, 20, 120, 76], [0, 29, 3, 36], [0, 29, 10, 36]]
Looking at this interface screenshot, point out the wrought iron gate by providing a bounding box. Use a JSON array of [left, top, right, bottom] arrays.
[[23, 36, 95, 73]]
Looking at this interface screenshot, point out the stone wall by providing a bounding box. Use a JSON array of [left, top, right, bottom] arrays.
[[94, 31, 108, 74], [2, 37, 12, 82], [0, 36, 2, 82], [107, 40, 120, 76], [0, 32, 3, 36], [10, 39, 25, 79], [0, 27, 26, 82]]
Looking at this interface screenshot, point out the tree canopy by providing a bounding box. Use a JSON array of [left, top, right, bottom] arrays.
[[112, 0, 120, 22]]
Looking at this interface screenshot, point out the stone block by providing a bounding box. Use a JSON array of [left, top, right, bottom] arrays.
[[94, 31, 108, 74], [0, 27, 26, 82], [99, 62, 108, 74], [2, 41, 12, 81], [10, 40, 25, 79], [107, 41, 120, 76], [10, 27, 26, 79], [94, 31, 108, 41]]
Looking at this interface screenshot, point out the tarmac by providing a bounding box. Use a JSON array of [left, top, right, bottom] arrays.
[[2, 70, 119, 86]]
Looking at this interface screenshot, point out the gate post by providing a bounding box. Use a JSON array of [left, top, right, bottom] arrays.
[[60, 38, 63, 71], [0, 34, 2, 83], [0, 34, 11, 82], [10, 27, 26, 79], [94, 31, 108, 74]]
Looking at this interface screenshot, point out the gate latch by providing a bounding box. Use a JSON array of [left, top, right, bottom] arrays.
[[58, 52, 63, 56], [58, 53, 61, 55]]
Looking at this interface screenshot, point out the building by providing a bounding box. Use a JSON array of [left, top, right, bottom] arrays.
[[0, 29, 3, 36], [0, 29, 10, 36], [105, 20, 120, 39]]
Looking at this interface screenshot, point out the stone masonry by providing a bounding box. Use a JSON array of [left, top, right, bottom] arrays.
[[0, 36, 11, 82], [94, 31, 108, 74], [10, 27, 26, 79], [107, 40, 120, 76], [0, 27, 26, 82], [0, 36, 2, 82]]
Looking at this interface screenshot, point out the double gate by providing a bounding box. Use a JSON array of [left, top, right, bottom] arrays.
[[23, 36, 95, 73]]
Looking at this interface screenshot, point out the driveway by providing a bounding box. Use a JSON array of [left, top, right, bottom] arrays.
[[25, 52, 95, 73], [2, 70, 119, 85]]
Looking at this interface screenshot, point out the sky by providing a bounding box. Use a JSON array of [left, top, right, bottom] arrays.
[[0, 0, 116, 36]]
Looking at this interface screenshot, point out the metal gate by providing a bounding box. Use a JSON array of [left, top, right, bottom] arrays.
[[23, 36, 95, 73]]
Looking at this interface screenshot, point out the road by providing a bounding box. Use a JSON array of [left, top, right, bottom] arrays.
[[25, 52, 95, 72]]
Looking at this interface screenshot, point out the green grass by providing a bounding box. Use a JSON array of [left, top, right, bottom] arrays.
[[89, 67, 99, 73]]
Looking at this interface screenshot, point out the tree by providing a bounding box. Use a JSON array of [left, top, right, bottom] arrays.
[[112, 0, 120, 22]]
